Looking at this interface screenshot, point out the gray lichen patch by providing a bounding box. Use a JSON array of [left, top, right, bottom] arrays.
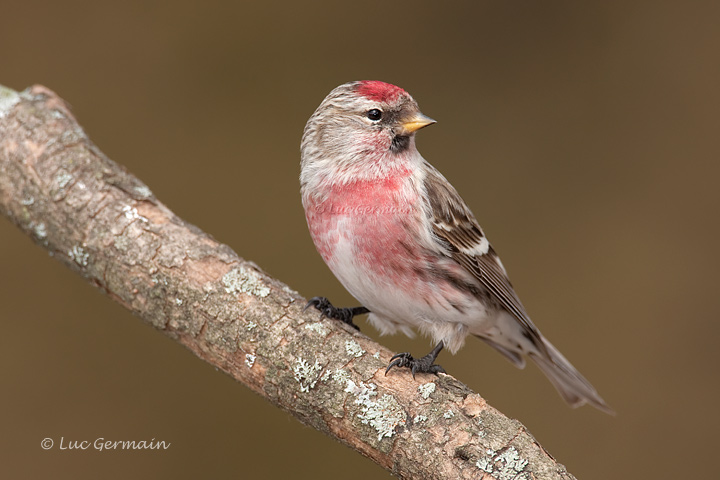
[[305, 322, 329, 336], [476, 446, 530, 480], [344, 380, 406, 441], [133, 184, 153, 199], [476, 455, 494, 474], [330, 368, 350, 385], [0, 85, 20, 118], [55, 171, 73, 190], [222, 266, 270, 298], [475, 418, 487, 438], [345, 339, 365, 358], [418, 382, 436, 399], [293, 358, 324, 393], [413, 415, 428, 424], [122, 204, 149, 223], [68, 244, 89, 266], [245, 353, 256, 368], [33, 222, 47, 240]]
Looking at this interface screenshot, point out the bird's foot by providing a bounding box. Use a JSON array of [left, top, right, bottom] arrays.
[[385, 342, 446, 378], [304, 296, 369, 331]]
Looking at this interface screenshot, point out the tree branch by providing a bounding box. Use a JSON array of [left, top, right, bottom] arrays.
[[0, 84, 576, 480]]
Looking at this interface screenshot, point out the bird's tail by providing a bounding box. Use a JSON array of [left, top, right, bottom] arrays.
[[529, 335, 615, 414]]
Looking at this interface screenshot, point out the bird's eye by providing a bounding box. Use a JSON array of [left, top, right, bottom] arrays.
[[366, 109, 382, 121]]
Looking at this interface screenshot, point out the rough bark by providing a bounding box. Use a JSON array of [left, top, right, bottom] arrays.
[[0, 84, 576, 480]]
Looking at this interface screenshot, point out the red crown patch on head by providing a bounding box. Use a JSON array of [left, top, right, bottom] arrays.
[[356, 81, 407, 103]]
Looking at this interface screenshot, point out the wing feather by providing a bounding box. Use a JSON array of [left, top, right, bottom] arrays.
[[422, 164, 545, 350]]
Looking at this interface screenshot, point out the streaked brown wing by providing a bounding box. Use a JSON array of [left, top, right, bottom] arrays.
[[423, 164, 544, 347]]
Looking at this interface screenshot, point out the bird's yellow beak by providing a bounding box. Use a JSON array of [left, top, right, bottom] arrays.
[[398, 113, 436, 135]]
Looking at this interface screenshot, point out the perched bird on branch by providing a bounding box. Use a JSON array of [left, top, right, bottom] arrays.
[[301, 80, 612, 414]]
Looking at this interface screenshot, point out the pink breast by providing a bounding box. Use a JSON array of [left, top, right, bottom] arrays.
[[305, 173, 424, 288]]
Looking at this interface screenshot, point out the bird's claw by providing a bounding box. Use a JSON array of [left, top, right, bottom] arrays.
[[385, 352, 445, 378], [304, 296, 328, 314], [385, 353, 412, 375], [304, 296, 363, 331]]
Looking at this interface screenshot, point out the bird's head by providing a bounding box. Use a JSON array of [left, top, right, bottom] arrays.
[[301, 81, 435, 179]]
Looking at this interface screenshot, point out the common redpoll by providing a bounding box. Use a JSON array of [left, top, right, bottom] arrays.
[[301, 80, 612, 413]]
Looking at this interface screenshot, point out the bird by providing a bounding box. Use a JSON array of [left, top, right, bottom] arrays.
[[300, 80, 612, 413]]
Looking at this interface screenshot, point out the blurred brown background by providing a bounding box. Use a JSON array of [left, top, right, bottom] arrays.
[[1, 1, 718, 479]]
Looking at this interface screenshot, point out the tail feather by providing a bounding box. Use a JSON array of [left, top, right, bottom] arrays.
[[529, 336, 615, 414], [477, 335, 526, 369]]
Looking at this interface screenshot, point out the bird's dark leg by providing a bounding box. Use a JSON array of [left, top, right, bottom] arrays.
[[385, 341, 446, 378], [304, 296, 369, 331]]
